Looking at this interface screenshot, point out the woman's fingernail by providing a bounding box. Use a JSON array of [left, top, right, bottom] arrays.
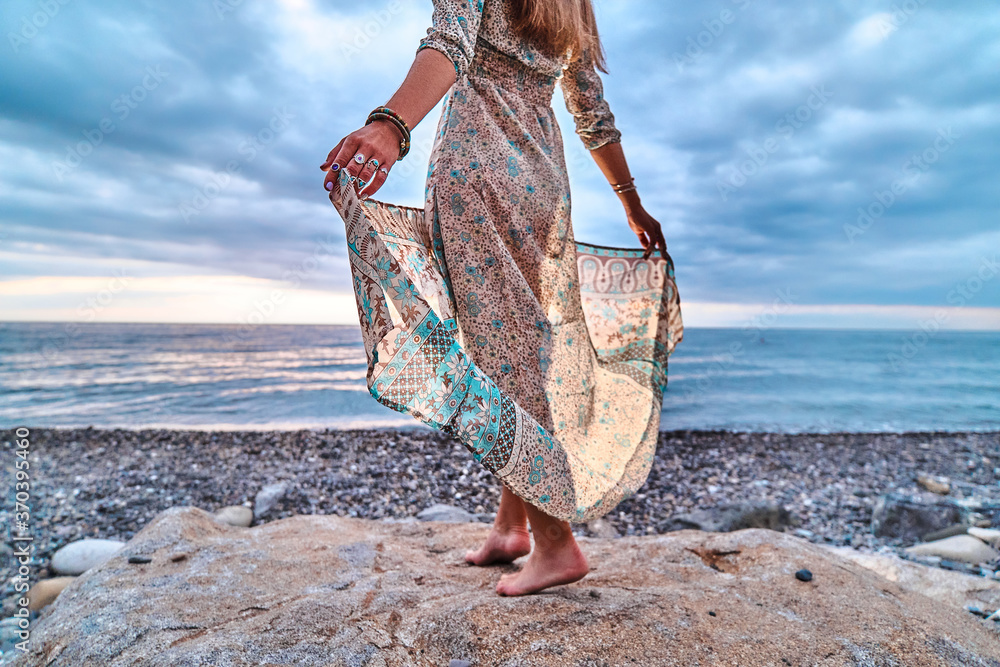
[[325, 181, 334, 191], [331, 163, 340, 172]]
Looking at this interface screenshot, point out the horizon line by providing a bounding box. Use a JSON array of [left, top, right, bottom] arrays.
[[2, 320, 998, 333]]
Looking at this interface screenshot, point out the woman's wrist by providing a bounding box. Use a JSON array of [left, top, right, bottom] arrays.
[[617, 189, 642, 214], [370, 116, 405, 143]]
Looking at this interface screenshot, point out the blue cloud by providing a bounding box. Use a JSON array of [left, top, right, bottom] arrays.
[[0, 0, 997, 325]]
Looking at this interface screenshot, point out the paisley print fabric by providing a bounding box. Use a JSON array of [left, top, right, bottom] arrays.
[[325, 0, 684, 522]]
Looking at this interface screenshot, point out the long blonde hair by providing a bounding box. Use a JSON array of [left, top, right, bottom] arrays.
[[509, 0, 608, 73]]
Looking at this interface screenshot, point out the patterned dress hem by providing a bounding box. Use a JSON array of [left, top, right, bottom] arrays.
[[327, 169, 684, 523]]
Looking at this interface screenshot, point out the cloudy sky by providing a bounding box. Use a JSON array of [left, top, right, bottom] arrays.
[[1, 0, 998, 330]]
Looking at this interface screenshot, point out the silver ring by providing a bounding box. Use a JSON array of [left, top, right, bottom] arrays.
[[353, 153, 365, 164], [357, 178, 367, 188], [367, 158, 380, 168], [379, 167, 389, 175]]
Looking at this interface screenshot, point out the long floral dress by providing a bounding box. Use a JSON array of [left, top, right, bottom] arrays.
[[327, 0, 683, 522]]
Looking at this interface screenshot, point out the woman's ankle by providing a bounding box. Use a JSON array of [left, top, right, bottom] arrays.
[[492, 518, 529, 534], [529, 519, 576, 548]]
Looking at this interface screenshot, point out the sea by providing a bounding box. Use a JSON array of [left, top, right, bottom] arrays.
[[0, 322, 997, 433]]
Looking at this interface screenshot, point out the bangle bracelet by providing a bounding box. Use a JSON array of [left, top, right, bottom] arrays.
[[365, 105, 411, 161], [366, 113, 410, 161], [366, 114, 411, 160], [614, 184, 637, 195], [370, 106, 411, 136], [610, 177, 635, 192]]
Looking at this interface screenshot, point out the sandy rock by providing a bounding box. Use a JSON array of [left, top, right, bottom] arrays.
[[916, 473, 951, 495], [904, 534, 1000, 564], [415, 503, 479, 523], [18, 507, 1000, 666], [253, 482, 289, 519], [969, 527, 1000, 548], [213, 505, 253, 528], [27, 577, 76, 611], [49, 538, 126, 575], [824, 545, 1000, 612]]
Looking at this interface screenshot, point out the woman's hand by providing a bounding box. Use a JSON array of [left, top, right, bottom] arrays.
[[625, 203, 669, 261], [587, 142, 670, 261], [321, 119, 402, 199]]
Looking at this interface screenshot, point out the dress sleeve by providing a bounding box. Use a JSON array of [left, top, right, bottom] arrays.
[[559, 49, 622, 150], [417, 0, 485, 80]]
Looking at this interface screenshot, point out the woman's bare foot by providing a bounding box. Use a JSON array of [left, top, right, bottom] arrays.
[[495, 536, 589, 596], [464, 526, 531, 565], [495, 501, 589, 596], [465, 484, 531, 566]]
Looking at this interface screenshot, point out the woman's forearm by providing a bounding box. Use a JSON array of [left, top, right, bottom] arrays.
[[589, 140, 667, 259], [589, 140, 642, 213], [321, 47, 457, 193], [384, 48, 457, 131]]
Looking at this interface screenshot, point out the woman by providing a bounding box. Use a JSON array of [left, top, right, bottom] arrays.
[[322, 0, 682, 596]]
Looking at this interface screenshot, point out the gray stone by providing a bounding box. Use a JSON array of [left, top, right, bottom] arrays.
[[28, 576, 76, 611], [254, 482, 289, 519], [0, 618, 25, 654], [664, 501, 792, 533], [922, 523, 970, 543], [959, 499, 1000, 530], [586, 517, 621, 539], [416, 503, 479, 523], [825, 544, 1000, 612], [968, 527, 1000, 548], [50, 538, 126, 575], [870, 492, 967, 542], [214, 505, 253, 528], [916, 473, 951, 495], [904, 535, 1000, 565], [15, 507, 1000, 666]]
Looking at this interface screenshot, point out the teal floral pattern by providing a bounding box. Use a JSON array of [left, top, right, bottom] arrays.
[[326, 0, 684, 522]]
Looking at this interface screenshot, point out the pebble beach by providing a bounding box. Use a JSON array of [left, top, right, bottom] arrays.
[[4, 427, 999, 598]]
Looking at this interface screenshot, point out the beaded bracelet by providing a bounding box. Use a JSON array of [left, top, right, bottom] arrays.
[[366, 113, 410, 161], [367, 112, 410, 158], [365, 105, 411, 161]]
